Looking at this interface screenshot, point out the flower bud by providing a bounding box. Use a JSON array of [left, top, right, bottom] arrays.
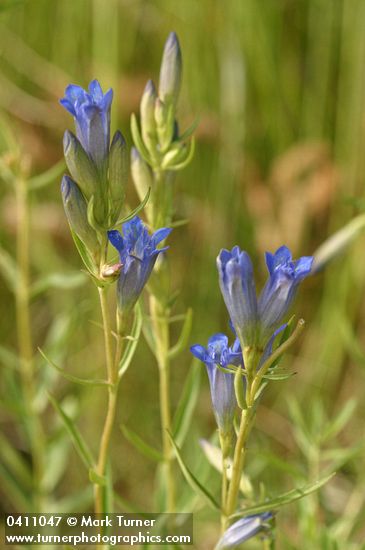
[[109, 131, 128, 221], [63, 130, 99, 199], [131, 147, 153, 201], [158, 32, 182, 106], [140, 79, 158, 154], [61, 175, 99, 256]]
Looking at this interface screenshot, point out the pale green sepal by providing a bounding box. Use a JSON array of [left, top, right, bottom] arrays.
[[48, 393, 95, 469], [230, 472, 336, 520], [166, 137, 195, 171], [121, 425, 164, 462], [234, 366, 246, 409], [168, 431, 220, 510]]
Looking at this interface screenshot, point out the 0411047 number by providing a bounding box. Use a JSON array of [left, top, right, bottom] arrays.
[[6, 515, 63, 527]]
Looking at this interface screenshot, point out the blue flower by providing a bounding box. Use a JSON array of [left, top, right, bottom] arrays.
[[258, 246, 313, 339], [190, 334, 242, 434], [217, 246, 258, 346], [215, 512, 273, 549], [217, 246, 312, 348], [108, 217, 171, 313], [60, 79, 113, 171]]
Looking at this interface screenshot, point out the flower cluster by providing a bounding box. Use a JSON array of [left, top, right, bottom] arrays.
[[217, 245, 313, 349], [131, 32, 195, 226], [60, 79, 128, 271], [191, 245, 312, 431]]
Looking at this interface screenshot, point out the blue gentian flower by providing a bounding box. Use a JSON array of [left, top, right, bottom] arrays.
[[190, 334, 242, 434], [60, 79, 113, 171], [258, 246, 313, 339], [217, 246, 312, 348], [108, 216, 172, 313], [217, 246, 258, 347], [215, 512, 273, 550]]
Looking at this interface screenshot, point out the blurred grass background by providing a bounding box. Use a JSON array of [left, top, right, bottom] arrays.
[[1, 0, 365, 548]]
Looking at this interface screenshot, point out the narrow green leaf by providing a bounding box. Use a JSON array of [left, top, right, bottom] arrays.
[[28, 159, 65, 190], [168, 307, 193, 360], [40, 348, 110, 387], [118, 303, 143, 378], [48, 394, 94, 469], [31, 271, 86, 298], [121, 425, 163, 462], [172, 360, 201, 447], [230, 473, 336, 520], [114, 187, 151, 227], [0, 246, 18, 293], [168, 431, 220, 510]]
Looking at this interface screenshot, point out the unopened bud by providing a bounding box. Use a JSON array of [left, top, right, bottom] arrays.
[[109, 131, 128, 221], [158, 32, 182, 106], [63, 130, 99, 199], [140, 79, 158, 154], [61, 175, 99, 256]]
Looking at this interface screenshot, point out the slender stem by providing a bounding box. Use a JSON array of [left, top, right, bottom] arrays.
[[150, 294, 175, 512], [15, 172, 45, 512], [220, 457, 228, 532], [225, 407, 254, 519], [94, 286, 118, 515]]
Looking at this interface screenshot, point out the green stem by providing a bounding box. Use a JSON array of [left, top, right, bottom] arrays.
[[220, 457, 228, 532], [225, 406, 254, 520], [94, 286, 118, 515], [150, 295, 175, 513], [15, 172, 45, 512]]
